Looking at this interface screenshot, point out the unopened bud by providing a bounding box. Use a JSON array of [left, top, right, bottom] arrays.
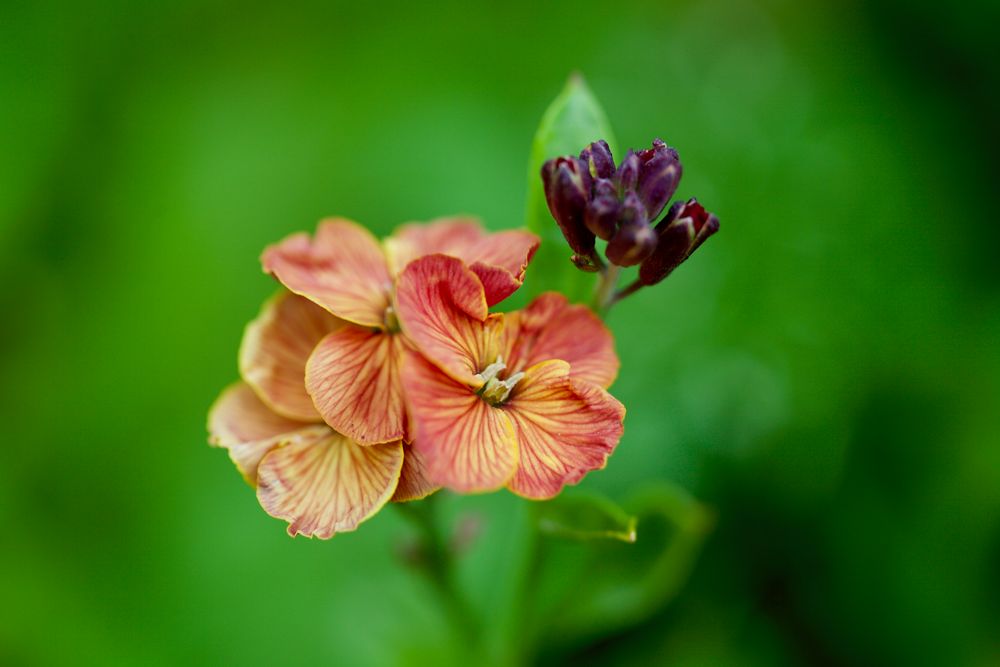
[[580, 140, 616, 179], [541, 156, 595, 255], [639, 198, 719, 285], [616, 151, 640, 195], [570, 253, 602, 273], [584, 178, 619, 240], [636, 139, 682, 221], [606, 193, 656, 267]]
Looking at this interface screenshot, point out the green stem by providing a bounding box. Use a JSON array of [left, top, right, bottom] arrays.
[[395, 499, 480, 650], [592, 263, 622, 318]]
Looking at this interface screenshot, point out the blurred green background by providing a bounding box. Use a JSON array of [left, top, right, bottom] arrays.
[[3, 0, 999, 664]]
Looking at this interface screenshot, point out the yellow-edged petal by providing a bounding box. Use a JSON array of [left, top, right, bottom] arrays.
[[256, 432, 403, 538], [391, 444, 440, 502], [305, 327, 407, 445], [239, 291, 343, 421], [394, 253, 501, 387], [261, 218, 392, 328], [386, 217, 539, 306], [207, 382, 319, 485], [402, 350, 517, 493], [506, 292, 619, 388], [505, 360, 625, 499]]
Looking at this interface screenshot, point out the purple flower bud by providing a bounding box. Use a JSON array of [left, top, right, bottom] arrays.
[[616, 151, 640, 195], [580, 140, 616, 179], [605, 192, 656, 267], [636, 139, 682, 221], [541, 156, 595, 255], [584, 178, 619, 240], [639, 198, 719, 285]]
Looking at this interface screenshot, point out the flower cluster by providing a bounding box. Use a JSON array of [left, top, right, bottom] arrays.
[[542, 138, 719, 285], [209, 218, 625, 538]]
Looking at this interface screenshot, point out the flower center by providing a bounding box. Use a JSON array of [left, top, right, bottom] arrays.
[[474, 355, 524, 407], [383, 305, 400, 332]]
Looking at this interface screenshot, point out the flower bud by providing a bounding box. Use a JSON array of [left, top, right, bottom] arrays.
[[584, 178, 619, 240], [606, 192, 657, 267], [639, 198, 719, 285], [636, 139, 682, 221], [541, 156, 595, 255], [570, 253, 602, 272], [580, 140, 616, 179], [616, 151, 640, 195]]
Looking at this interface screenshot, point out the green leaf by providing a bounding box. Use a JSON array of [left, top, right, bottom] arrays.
[[522, 74, 617, 305], [523, 483, 714, 653], [535, 491, 637, 543]]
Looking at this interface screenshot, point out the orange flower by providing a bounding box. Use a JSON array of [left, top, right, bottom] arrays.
[[395, 254, 625, 499], [260, 217, 539, 446], [208, 292, 435, 538]]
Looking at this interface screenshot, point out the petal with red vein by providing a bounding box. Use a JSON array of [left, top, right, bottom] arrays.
[[207, 382, 319, 484], [386, 218, 539, 306], [507, 292, 619, 388], [402, 350, 517, 493], [505, 360, 625, 499], [305, 327, 407, 445], [239, 291, 343, 421], [384, 217, 485, 274], [391, 444, 440, 502], [261, 218, 392, 328], [395, 254, 500, 386], [256, 433, 403, 538]]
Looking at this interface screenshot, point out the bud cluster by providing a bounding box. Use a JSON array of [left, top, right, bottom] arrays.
[[541, 138, 719, 286]]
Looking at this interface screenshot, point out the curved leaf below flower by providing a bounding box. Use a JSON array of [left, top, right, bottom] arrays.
[[261, 218, 392, 328], [256, 431, 403, 538], [505, 360, 625, 499], [305, 326, 407, 445], [239, 291, 343, 421]]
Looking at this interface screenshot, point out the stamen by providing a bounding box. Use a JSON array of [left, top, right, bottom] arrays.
[[480, 368, 525, 406], [384, 305, 400, 332], [474, 355, 506, 384]]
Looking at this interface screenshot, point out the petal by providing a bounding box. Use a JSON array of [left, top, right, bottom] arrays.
[[394, 253, 501, 387], [305, 327, 407, 445], [506, 292, 619, 388], [505, 360, 625, 499], [256, 432, 403, 538], [207, 382, 319, 485], [239, 291, 343, 421], [402, 350, 517, 493], [261, 218, 392, 328], [391, 444, 440, 502], [386, 217, 539, 306]]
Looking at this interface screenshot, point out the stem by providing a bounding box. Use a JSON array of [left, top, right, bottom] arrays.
[[592, 263, 621, 317], [611, 278, 644, 306], [395, 499, 480, 648]]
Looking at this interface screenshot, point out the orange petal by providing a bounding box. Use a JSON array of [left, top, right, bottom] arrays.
[[207, 382, 319, 485], [391, 444, 440, 502], [239, 291, 343, 421], [256, 432, 403, 538], [394, 254, 502, 387], [305, 327, 407, 445], [506, 292, 619, 388], [505, 360, 625, 499], [386, 217, 539, 305], [261, 218, 392, 328], [402, 350, 517, 493]]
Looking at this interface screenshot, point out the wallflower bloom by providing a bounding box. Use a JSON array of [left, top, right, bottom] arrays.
[[208, 291, 435, 538], [260, 218, 538, 446], [395, 254, 625, 498]]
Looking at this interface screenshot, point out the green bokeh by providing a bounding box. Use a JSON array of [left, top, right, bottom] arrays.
[[2, 0, 998, 665]]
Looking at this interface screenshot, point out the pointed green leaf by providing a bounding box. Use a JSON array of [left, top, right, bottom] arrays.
[[535, 491, 637, 543], [523, 74, 617, 305]]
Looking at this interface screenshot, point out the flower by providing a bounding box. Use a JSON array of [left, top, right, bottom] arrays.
[[395, 254, 625, 499], [208, 291, 436, 538], [638, 198, 720, 286], [259, 217, 539, 446]]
